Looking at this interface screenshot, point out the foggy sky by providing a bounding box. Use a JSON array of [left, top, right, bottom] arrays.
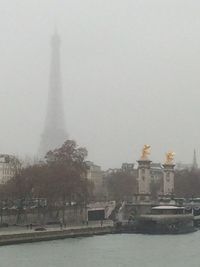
[[0, 0, 200, 169]]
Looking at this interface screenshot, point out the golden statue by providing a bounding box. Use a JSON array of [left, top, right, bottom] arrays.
[[165, 151, 175, 164], [141, 145, 151, 160]]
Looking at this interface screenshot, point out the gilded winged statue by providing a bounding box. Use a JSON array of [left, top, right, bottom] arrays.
[[141, 145, 151, 160], [165, 152, 175, 164]]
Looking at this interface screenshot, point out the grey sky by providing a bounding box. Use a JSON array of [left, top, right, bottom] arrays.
[[0, 0, 199, 168]]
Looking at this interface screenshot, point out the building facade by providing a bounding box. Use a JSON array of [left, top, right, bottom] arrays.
[[0, 154, 20, 184], [86, 161, 104, 199]]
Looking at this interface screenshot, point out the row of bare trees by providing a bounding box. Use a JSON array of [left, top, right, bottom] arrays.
[[1, 140, 200, 208], [105, 171, 137, 201], [105, 169, 200, 201], [0, 140, 94, 217], [174, 169, 200, 198]]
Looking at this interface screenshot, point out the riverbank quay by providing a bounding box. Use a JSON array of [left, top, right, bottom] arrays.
[[0, 223, 115, 246]]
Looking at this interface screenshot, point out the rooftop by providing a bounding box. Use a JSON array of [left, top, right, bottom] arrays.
[[152, 206, 184, 210]]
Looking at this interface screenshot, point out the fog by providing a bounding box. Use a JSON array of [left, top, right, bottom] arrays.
[[0, 0, 200, 168]]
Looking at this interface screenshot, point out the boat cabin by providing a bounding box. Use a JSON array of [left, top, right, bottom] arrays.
[[151, 206, 185, 215], [137, 205, 195, 234]]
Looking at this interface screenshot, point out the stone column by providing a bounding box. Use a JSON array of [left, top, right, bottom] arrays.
[[137, 160, 152, 195], [162, 164, 175, 195]]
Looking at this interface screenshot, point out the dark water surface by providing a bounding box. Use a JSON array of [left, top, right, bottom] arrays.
[[0, 231, 200, 267]]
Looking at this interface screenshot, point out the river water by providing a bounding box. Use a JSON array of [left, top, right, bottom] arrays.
[[1, 231, 200, 267]]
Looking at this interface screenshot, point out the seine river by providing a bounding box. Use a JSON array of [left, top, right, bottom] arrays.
[[1, 231, 200, 267]]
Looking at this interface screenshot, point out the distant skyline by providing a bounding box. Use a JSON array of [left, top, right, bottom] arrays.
[[0, 0, 199, 168]]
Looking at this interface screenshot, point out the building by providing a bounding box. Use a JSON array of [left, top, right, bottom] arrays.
[[150, 163, 163, 181], [121, 163, 135, 174], [86, 161, 104, 199], [0, 154, 20, 184], [105, 163, 135, 176], [175, 162, 192, 171], [39, 30, 68, 157]]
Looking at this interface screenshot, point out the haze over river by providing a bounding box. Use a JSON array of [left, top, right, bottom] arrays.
[[1, 232, 200, 267]]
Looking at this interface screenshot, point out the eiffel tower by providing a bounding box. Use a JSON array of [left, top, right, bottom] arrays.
[[39, 31, 68, 157]]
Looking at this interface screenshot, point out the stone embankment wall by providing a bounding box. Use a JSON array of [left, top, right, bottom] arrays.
[[0, 226, 115, 246], [0, 206, 87, 226]]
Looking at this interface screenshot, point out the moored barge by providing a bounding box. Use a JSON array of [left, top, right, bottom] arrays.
[[137, 206, 195, 234]]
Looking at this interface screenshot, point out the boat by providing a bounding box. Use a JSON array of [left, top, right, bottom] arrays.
[[136, 205, 196, 234]]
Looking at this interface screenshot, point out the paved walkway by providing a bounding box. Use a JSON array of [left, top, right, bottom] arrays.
[[0, 220, 114, 236]]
